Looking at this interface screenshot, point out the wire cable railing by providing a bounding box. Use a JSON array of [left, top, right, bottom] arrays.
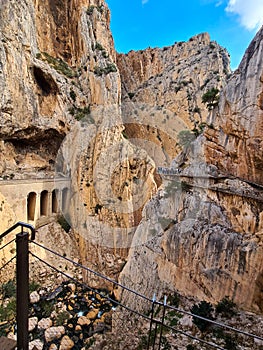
[[30, 239, 263, 349], [1, 222, 263, 350], [0, 238, 16, 252], [29, 251, 225, 350], [0, 255, 16, 273], [0, 238, 16, 273], [31, 240, 151, 302], [164, 303, 263, 342]]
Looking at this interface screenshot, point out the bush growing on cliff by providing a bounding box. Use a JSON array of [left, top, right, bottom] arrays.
[[69, 89, 76, 102], [190, 301, 214, 332], [192, 122, 207, 137], [69, 106, 94, 123], [1, 280, 16, 299], [57, 215, 71, 233], [87, 5, 95, 15], [202, 87, 220, 110], [215, 296, 237, 318], [39, 52, 76, 78], [94, 63, 117, 76], [95, 42, 104, 51]]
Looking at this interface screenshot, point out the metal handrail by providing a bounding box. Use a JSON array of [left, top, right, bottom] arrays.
[[0, 221, 35, 241]]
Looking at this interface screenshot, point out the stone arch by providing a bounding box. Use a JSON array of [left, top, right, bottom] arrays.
[[52, 189, 59, 214], [27, 192, 37, 221], [62, 188, 69, 213], [40, 190, 49, 216]]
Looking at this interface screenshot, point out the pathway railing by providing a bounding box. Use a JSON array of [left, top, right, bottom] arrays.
[[0, 222, 263, 349], [0, 222, 35, 350]]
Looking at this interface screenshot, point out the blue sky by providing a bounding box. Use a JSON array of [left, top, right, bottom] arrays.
[[106, 0, 263, 70]]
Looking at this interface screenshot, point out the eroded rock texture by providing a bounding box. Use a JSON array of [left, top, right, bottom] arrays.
[[119, 28, 263, 312], [0, 0, 262, 314], [0, 0, 119, 178]]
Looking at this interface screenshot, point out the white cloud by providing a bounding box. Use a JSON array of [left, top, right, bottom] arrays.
[[142, 0, 149, 5], [226, 0, 263, 30]]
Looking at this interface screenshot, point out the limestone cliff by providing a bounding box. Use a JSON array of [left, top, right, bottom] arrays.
[[0, 0, 156, 282], [117, 33, 230, 142], [0, 0, 232, 285], [0, 0, 120, 179], [204, 29, 263, 185], [1, 0, 262, 314], [119, 28, 263, 312]]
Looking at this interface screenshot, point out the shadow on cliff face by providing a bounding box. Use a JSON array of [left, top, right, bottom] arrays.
[[7, 128, 65, 171]]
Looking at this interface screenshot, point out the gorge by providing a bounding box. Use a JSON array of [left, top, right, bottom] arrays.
[[0, 0, 262, 348]]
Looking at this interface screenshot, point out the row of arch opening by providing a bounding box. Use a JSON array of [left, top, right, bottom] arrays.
[[27, 188, 69, 222]]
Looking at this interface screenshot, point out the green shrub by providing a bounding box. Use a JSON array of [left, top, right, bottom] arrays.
[[69, 106, 93, 122], [102, 50, 108, 58], [41, 300, 55, 318], [29, 280, 40, 293], [0, 299, 16, 322], [98, 5, 104, 13], [57, 215, 71, 233], [94, 66, 104, 76], [87, 5, 95, 15], [193, 106, 201, 113], [2, 280, 16, 299], [192, 122, 207, 137], [165, 309, 181, 327], [69, 89, 76, 102], [95, 42, 104, 51], [190, 301, 214, 332], [55, 310, 70, 326], [94, 63, 117, 76], [216, 297, 237, 318], [167, 293, 180, 307], [209, 42, 216, 49], [40, 52, 76, 78], [202, 88, 220, 110]]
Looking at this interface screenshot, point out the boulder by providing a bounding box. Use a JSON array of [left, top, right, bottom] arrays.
[[59, 335, 74, 350], [45, 326, 65, 343]]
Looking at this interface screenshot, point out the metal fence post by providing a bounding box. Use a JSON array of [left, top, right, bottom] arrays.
[[158, 295, 167, 350], [147, 294, 156, 350], [16, 231, 29, 350]]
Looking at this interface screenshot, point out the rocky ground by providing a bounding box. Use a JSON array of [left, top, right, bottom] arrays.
[[0, 278, 262, 349], [0, 280, 116, 350]]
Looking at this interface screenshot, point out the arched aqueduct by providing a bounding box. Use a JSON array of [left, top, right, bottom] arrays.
[[0, 177, 70, 228]]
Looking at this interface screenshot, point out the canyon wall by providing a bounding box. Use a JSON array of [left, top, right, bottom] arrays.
[[0, 0, 156, 282], [0, 0, 262, 313], [0, 0, 231, 285], [119, 27, 263, 312], [0, 0, 119, 179], [118, 32, 230, 129]]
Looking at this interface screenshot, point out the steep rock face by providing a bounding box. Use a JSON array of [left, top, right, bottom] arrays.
[[204, 28, 263, 185], [58, 106, 157, 285], [0, 0, 157, 282], [117, 33, 230, 130], [0, 0, 120, 178], [119, 28, 263, 312]]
